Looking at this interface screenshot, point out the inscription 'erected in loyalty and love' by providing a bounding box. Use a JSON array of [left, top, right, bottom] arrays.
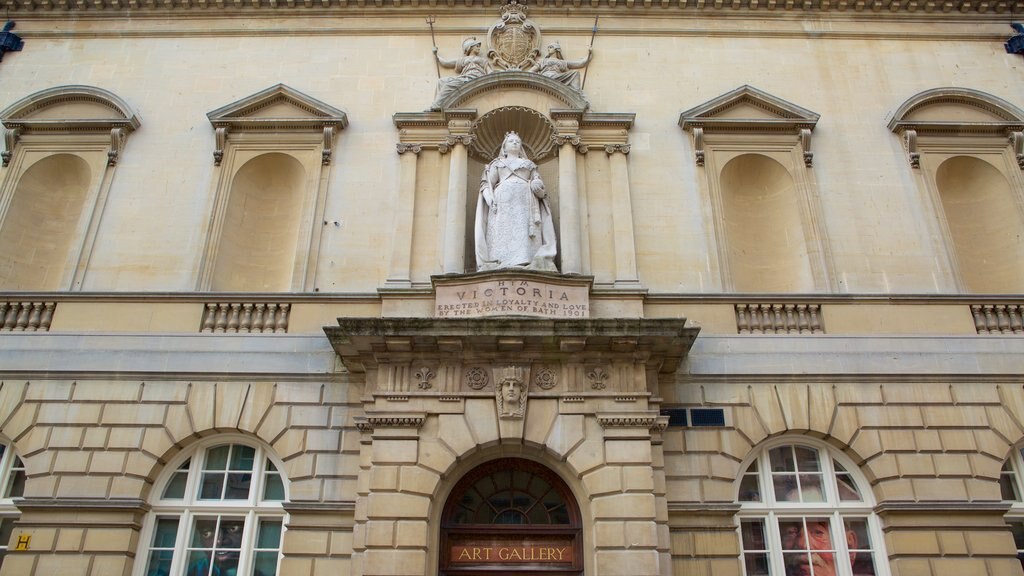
[[435, 278, 589, 319]]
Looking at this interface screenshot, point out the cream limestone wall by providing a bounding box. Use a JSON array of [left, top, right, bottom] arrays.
[[0, 16, 1019, 294]]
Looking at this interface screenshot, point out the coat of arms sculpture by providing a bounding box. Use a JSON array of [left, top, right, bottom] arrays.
[[486, 0, 542, 71]]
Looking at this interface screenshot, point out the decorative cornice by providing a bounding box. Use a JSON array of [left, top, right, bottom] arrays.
[[597, 412, 667, 430], [354, 413, 427, 432], [15, 497, 149, 513], [874, 500, 1011, 515], [282, 500, 357, 514], [1, 2, 1019, 16]]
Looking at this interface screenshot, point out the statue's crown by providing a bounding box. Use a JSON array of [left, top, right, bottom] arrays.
[[501, 365, 524, 382]]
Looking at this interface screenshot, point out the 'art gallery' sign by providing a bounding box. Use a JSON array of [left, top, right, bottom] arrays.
[[435, 277, 589, 319]]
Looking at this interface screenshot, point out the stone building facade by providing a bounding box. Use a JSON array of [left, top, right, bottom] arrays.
[[0, 1, 1023, 575]]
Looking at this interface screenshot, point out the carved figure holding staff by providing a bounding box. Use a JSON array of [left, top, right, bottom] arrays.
[[431, 37, 491, 109], [531, 42, 591, 90], [475, 132, 558, 272]]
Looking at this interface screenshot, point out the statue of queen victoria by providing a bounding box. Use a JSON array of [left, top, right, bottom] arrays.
[[474, 132, 558, 272]]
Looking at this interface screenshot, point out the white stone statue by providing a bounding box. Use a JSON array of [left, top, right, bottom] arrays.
[[530, 42, 591, 90], [474, 132, 558, 272], [431, 37, 491, 110]]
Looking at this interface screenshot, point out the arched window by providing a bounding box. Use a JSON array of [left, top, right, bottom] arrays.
[[0, 442, 26, 567], [736, 440, 887, 576], [136, 440, 287, 576], [999, 447, 1024, 568]]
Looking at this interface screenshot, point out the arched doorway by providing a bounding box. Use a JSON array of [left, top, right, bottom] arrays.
[[440, 458, 583, 575]]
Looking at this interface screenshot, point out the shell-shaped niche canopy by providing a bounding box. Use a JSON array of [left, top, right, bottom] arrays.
[[469, 106, 555, 163]]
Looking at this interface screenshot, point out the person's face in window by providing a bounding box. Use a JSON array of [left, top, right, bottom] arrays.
[[193, 519, 243, 575], [781, 519, 857, 576]]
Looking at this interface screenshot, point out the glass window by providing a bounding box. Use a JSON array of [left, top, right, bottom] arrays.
[[139, 442, 286, 576], [737, 442, 886, 576], [0, 442, 25, 570], [1001, 447, 1024, 570]]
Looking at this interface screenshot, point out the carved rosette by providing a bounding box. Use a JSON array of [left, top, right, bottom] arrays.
[[464, 366, 490, 390], [495, 365, 529, 419], [487, 0, 541, 71], [533, 366, 557, 390]]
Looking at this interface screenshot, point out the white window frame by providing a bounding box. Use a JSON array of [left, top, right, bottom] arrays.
[[1000, 447, 1024, 566], [134, 435, 288, 576], [735, 438, 890, 576]]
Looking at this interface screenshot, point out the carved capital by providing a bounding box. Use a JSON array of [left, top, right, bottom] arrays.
[[396, 143, 423, 155], [322, 126, 334, 165], [603, 143, 631, 155], [1, 127, 19, 167], [213, 126, 229, 166], [446, 134, 475, 147], [799, 128, 813, 167], [904, 129, 919, 169], [551, 134, 581, 147], [107, 127, 126, 166]]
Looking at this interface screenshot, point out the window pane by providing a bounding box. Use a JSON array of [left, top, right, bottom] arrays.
[[151, 518, 179, 548], [163, 472, 188, 500], [145, 550, 174, 576], [1011, 522, 1024, 550], [836, 473, 862, 502], [739, 474, 761, 502], [794, 447, 820, 472], [229, 445, 256, 472], [744, 552, 769, 576], [844, 518, 877, 576], [263, 473, 285, 501], [774, 474, 799, 502], [199, 473, 226, 500], [741, 519, 767, 550], [190, 518, 218, 548], [798, 474, 824, 502], [6, 458, 25, 498], [186, 550, 213, 576], [204, 446, 230, 471], [780, 517, 835, 576], [224, 473, 252, 500], [253, 550, 279, 576], [770, 447, 796, 472], [779, 519, 805, 551], [256, 520, 282, 548]]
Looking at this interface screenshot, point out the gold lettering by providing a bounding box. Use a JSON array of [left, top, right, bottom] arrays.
[[509, 548, 522, 560], [556, 547, 568, 560], [484, 548, 492, 560], [473, 548, 482, 560], [498, 548, 510, 561], [457, 548, 471, 561]]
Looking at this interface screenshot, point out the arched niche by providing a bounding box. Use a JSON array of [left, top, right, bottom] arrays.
[[720, 153, 815, 292], [0, 154, 91, 290], [210, 153, 307, 292], [935, 156, 1024, 293], [439, 457, 583, 576]]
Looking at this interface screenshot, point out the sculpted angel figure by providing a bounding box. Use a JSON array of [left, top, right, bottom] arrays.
[[530, 42, 591, 89], [474, 132, 558, 272], [431, 37, 491, 109]]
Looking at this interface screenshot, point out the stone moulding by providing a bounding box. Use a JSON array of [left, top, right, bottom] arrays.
[[887, 87, 1024, 168], [354, 414, 426, 432], [206, 83, 348, 165], [324, 317, 700, 379], [0, 85, 141, 167], [679, 84, 819, 166], [596, 412, 667, 430], [0, 0, 1016, 15], [432, 71, 590, 112]]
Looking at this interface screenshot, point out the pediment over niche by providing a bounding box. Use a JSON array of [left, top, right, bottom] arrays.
[[678, 85, 820, 133], [207, 84, 348, 132], [206, 84, 348, 165], [678, 85, 819, 167], [887, 87, 1024, 136], [1, 85, 140, 132], [0, 85, 140, 167]]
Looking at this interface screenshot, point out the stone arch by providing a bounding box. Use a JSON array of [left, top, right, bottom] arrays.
[[0, 154, 92, 289], [469, 106, 557, 163], [434, 71, 589, 114], [209, 152, 307, 291], [719, 153, 815, 292], [934, 155, 1024, 293], [426, 440, 595, 576]]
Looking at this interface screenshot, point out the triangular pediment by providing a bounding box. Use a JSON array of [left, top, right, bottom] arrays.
[[207, 84, 348, 130], [678, 85, 819, 133]]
